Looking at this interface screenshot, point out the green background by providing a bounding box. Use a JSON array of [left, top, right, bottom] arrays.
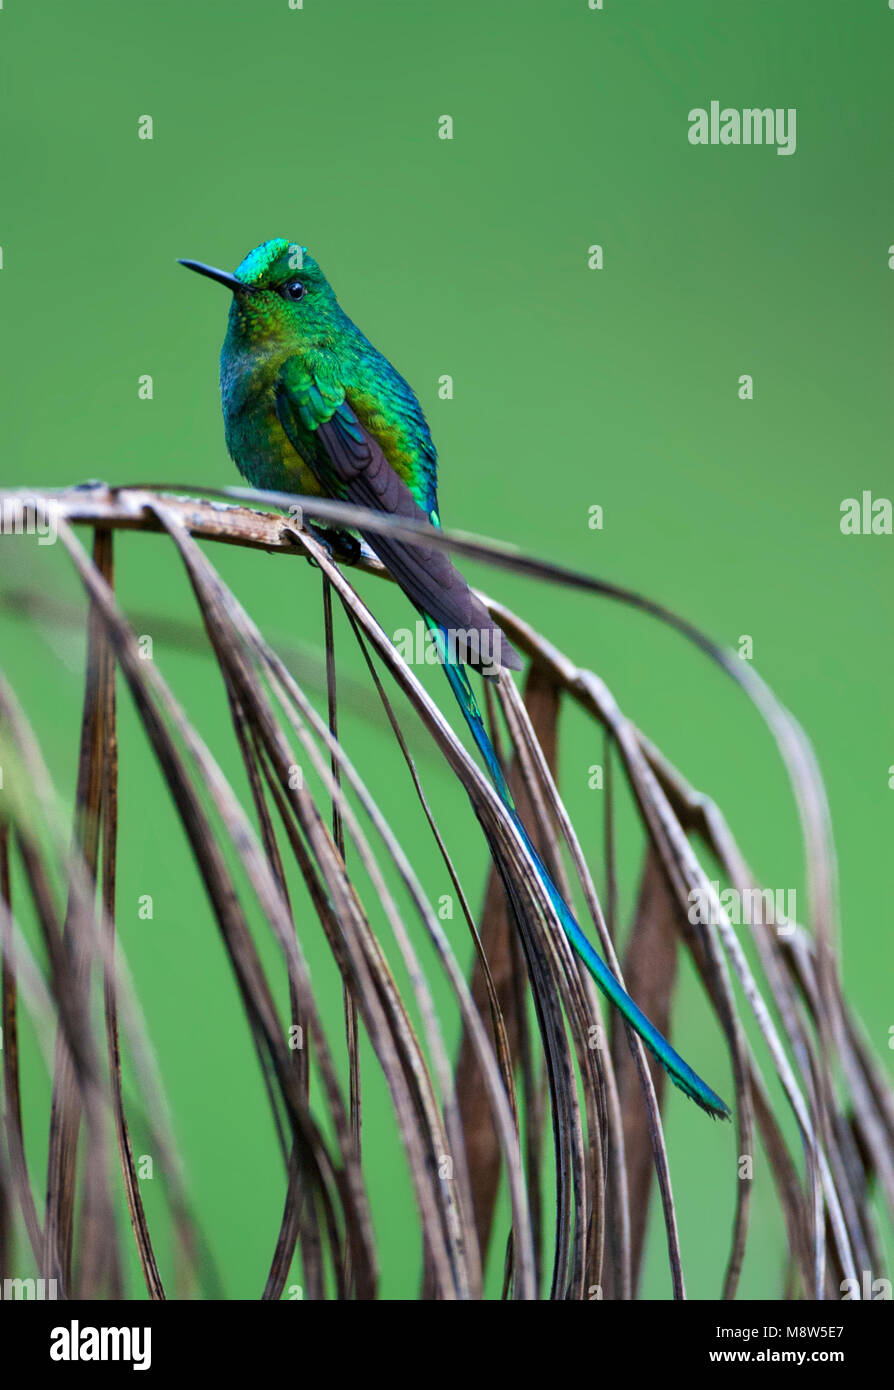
[[0, 0, 891, 1298]]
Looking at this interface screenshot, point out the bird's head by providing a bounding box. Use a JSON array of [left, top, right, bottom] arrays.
[[179, 238, 343, 349]]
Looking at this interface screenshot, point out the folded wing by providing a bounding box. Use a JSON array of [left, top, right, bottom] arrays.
[[275, 363, 522, 672]]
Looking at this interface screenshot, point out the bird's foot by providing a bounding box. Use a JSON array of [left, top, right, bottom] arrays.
[[307, 524, 362, 565], [282, 522, 361, 567]]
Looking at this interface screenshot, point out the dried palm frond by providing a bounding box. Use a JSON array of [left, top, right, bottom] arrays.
[[0, 483, 889, 1300]]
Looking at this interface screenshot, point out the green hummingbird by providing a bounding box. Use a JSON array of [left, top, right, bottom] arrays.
[[180, 238, 730, 1120]]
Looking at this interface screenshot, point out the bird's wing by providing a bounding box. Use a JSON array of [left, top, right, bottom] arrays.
[[274, 358, 521, 671]]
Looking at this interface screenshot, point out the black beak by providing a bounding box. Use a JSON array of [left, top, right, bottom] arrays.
[[178, 259, 248, 293]]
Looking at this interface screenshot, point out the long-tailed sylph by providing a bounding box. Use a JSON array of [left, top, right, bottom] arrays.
[[180, 238, 730, 1120]]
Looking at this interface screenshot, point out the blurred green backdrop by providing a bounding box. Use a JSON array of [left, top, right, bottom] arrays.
[[0, 0, 891, 1298]]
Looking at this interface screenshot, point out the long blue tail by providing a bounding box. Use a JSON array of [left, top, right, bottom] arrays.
[[430, 621, 730, 1120]]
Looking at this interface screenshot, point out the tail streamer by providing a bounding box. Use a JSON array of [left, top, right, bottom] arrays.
[[428, 617, 730, 1120]]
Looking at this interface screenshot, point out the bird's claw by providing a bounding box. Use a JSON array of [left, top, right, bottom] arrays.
[[283, 523, 360, 565]]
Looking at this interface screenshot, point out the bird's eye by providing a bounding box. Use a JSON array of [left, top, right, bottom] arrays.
[[282, 280, 306, 302]]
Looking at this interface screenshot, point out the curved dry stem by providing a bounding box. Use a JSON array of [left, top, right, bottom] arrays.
[[0, 484, 886, 1302]]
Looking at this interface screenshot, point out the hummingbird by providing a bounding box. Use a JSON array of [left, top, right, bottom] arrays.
[[180, 239, 730, 1120]]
